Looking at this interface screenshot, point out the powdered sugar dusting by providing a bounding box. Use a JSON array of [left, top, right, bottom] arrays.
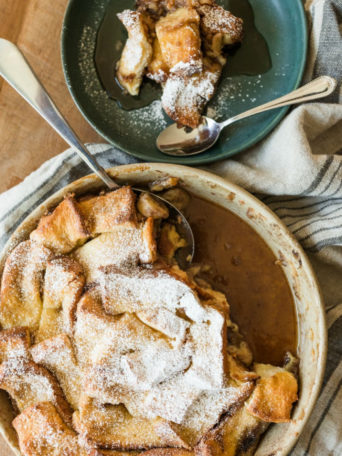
[[126, 100, 168, 133], [75, 265, 230, 426], [162, 70, 219, 120], [0, 185, 259, 450]]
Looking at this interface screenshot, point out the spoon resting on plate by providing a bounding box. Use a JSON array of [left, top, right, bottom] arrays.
[[0, 38, 194, 267], [157, 75, 337, 156]]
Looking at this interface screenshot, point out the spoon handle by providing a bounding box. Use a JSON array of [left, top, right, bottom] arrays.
[[221, 76, 337, 129], [0, 39, 118, 190]]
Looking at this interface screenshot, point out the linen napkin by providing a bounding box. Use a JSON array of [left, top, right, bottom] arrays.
[[0, 0, 341, 455]]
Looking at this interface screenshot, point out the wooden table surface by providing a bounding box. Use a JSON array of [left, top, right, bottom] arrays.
[[0, 0, 103, 195], [0, 0, 103, 453]]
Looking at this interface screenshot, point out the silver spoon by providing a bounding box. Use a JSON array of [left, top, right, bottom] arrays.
[[0, 39, 194, 266], [157, 75, 337, 156]]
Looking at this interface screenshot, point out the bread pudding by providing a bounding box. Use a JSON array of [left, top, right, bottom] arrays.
[[116, 0, 243, 128], [0, 178, 298, 456]]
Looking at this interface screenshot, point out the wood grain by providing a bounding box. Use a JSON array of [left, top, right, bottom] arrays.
[[0, 0, 104, 194], [0, 0, 103, 453]]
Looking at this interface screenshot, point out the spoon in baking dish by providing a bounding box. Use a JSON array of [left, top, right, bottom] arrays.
[[157, 75, 337, 156], [0, 39, 194, 266]]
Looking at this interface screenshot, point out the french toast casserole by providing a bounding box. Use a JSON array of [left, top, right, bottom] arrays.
[[116, 0, 244, 128], [0, 177, 298, 456]]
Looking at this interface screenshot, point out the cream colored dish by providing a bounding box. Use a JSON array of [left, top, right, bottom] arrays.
[[0, 164, 326, 456]]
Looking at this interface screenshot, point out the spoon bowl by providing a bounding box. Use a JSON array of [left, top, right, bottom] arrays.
[[157, 118, 221, 156]]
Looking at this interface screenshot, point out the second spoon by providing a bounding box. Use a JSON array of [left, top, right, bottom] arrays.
[[157, 76, 337, 156]]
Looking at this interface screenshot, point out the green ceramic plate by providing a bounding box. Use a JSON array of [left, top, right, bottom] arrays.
[[61, 0, 307, 165]]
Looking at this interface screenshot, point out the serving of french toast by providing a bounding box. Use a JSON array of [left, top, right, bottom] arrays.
[[0, 178, 298, 456], [116, 0, 243, 128]]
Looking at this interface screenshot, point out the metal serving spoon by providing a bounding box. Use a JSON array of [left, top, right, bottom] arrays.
[[0, 39, 194, 266], [157, 75, 337, 156]]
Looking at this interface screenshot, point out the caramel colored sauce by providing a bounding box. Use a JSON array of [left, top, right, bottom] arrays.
[[185, 196, 297, 366]]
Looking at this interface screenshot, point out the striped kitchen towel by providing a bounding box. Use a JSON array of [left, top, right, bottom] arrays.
[[0, 1, 341, 455]]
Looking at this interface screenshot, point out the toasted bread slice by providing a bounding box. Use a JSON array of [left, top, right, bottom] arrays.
[[156, 8, 202, 73], [198, 5, 243, 45], [170, 382, 255, 447], [0, 327, 31, 363], [245, 364, 298, 423], [36, 257, 85, 343], [30, 196, 89, 254], [83, 312, 190, 402], [73, 396, 189, 449], [86, 342, 190, 401], [141, 217, 157, 262], [195, 404, 268, 456], [78, 187, 137, 235], [185, 304, 228, 390], [196, 359, 298, 456], [0, 240, 52, 331], [197, 5, 243, 66], [161, 65, 220, 129], [147, 37, 169, 83], [0, 359, 72, 425], [74, 218, 156, 283], [116, 11, 153, 96], [12, 402, 81, 456], [73, 288, 125, 365], [31, 334, 81, 410], [98, 266, 204, 319], [136, 375, 201, 424]]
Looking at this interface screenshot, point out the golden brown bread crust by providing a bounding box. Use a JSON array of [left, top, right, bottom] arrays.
[[168, 381, 255, 448], [0, 327, 31, 363], [0, 359, 73, 426], [30, 196, 89, 254], [198, 4, 243, 43], [36, 256, 85, 343], [246, 370, 298, 423], [73, 288, 122, 366], [161, 63, 221, 129], [73, 396, 189, 450], [0, 240, 53, 331], [156, 8, 202, 73], [147, 37, 170, 83], [116, 10, 153, 96], [78, 187, 137, 235], [31, 334, 82, 410], [141, 217, 158, 262], [74, 217, 157, 283], [195, 405, 268, 456], [13, 402, 139, 456], [12, 402, 82, 456]]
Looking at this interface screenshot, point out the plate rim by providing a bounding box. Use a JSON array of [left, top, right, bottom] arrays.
[[61, 0, 308, 165]]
